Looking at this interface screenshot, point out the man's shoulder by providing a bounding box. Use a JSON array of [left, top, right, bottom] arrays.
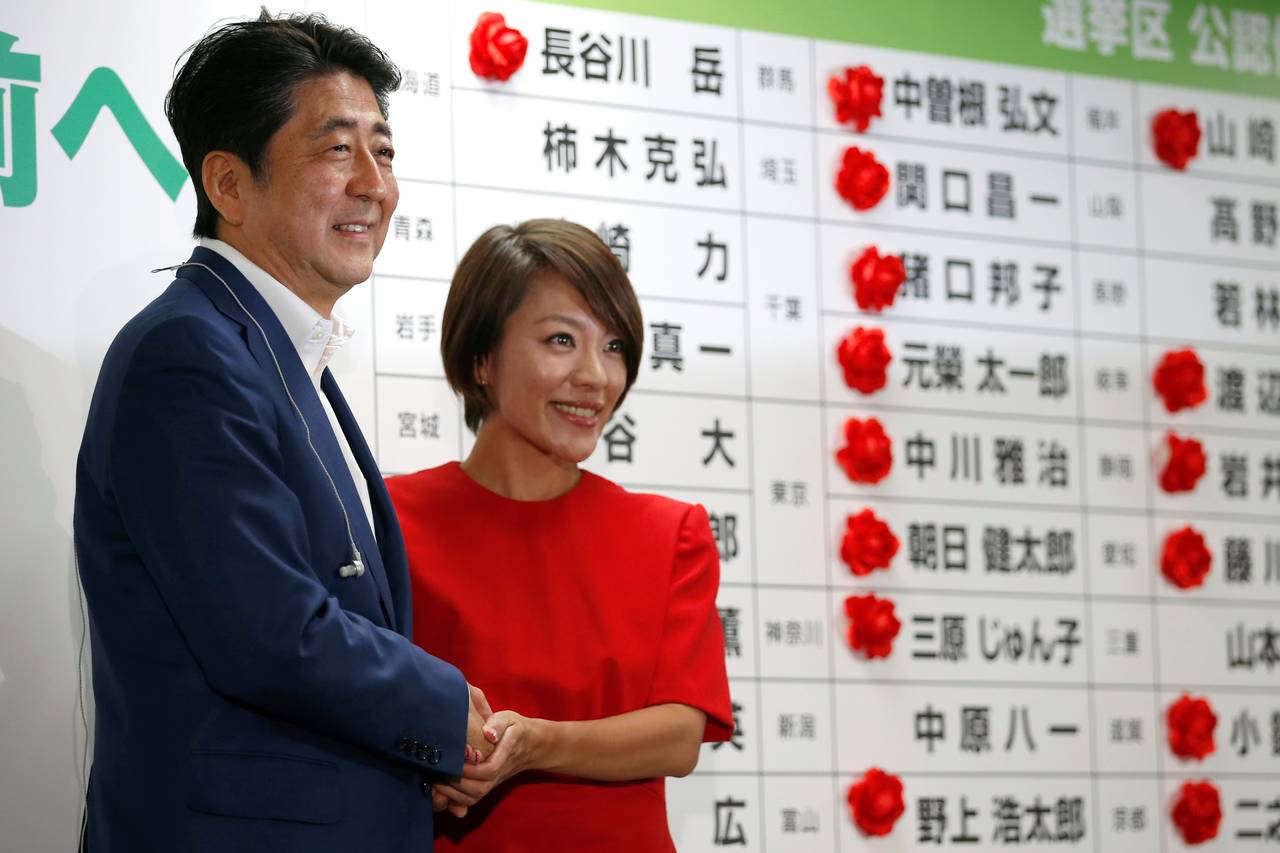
[[107, 278, 244, 374], [78, 277, 257, 490], [87, 278, 256, 427]]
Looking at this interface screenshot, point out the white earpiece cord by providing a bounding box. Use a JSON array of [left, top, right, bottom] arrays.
[[151, 262, 364, 578]]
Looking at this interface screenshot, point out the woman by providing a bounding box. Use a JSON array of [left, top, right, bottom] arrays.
[[386, 219, 733, 851]]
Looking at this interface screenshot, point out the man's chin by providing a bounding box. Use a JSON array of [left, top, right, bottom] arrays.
[[325, 259, 376, 289]]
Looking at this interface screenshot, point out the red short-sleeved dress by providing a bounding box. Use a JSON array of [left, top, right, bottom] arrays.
[[386, 462, 734, 852]]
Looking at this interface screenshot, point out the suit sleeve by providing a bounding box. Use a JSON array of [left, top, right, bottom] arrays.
[[104, 315, 469, 776], [645, 503, 734, 742]]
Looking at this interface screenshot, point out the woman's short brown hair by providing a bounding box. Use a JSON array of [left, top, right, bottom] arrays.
[[441, 219, 645, 432]]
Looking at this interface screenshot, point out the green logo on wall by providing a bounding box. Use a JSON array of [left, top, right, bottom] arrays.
[[1, 31, 187, 208]]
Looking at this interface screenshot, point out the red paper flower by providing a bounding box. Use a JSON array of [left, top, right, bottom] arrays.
[[1161, 526, 1212, 589], [835, 147, 890, 211], [837, 327, 892, 394], [1158, 432, 1206, 493], [850, 246, 906, 312], [1152, 109, 1201, 171], [840, 509, 900, 576], [843, 593, 901, 659], [847, 767, 905, 836], [468, 12, 528, 81], [836, 417, 892, 484], [1171, 780, 1221, 845], [1166, 694, 1217, 760], [828, 65, 884, 132], [1153, 349, 1207, 413]]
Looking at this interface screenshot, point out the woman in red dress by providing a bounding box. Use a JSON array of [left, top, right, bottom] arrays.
[[386, 219, 733, 851]]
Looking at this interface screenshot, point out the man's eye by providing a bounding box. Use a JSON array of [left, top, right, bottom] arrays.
[[549, 333, 573, 346]]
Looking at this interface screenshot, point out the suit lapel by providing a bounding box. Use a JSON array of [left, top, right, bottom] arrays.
[[176, 248, 397, 629], [320, 370, 407, 633]]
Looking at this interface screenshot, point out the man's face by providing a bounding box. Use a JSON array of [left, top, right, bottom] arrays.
[[236, 72, 398, 305]]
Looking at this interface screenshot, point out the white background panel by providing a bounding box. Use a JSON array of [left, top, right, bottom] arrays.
[[818, 224, 1078, 331], [813, 41, 1071, 157], [834, 684, 1093, 774], [5, 1, 1280, 850], [815, 134, 1073, 241], [830, 591, 1088, 684]]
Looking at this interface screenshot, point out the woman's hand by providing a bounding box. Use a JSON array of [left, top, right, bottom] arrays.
[[432, 703, 707, 811], [433, 710, 544, 807]]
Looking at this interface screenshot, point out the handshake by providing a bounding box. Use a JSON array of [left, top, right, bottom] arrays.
[[434, 683, 540, 818]]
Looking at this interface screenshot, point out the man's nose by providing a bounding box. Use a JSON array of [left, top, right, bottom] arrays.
[[350, 147, 389, 202]]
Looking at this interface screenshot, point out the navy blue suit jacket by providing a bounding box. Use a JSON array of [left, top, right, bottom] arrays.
[[75, 247, 467, 852]]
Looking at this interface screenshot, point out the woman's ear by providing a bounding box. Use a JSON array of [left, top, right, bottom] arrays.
[[475, 354, 491, 388]]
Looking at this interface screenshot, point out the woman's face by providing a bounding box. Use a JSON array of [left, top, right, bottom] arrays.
[[477, 273, 629, 464]]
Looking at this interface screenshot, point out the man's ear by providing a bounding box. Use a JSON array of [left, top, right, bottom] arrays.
[[201, 151, 250, 228]]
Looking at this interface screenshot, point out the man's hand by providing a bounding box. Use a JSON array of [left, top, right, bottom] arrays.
[[432, 786, 467, 818], [465, 683, 495, 764]]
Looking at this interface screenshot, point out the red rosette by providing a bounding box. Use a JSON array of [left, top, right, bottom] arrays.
[[837, 327, 892, 394], [1158, 432, 1206, 493], [850, 246, 906, 312], [1152, 109, 1201, 171], [468, 12, 528, 81], [847, 767, 905, 836], [1166, 694, 1217, 760], [840, 509, 900, 576], [1161, 526, 1212, 590], [843, 593, 900, 659], [835, 146, 890, 211], [1153, 348, 1207, 413], [1171, 780, 1221, 845], [836, 416, 893, 484], [828, 65, 884, 132]]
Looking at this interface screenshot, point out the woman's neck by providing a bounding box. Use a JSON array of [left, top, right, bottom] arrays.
[[461, 420, 581, 501]]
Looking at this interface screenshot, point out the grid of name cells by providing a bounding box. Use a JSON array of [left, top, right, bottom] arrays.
[[360, 2, 1280, 851]]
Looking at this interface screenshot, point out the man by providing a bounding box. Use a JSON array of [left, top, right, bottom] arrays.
[[74, 13, 489, 851]]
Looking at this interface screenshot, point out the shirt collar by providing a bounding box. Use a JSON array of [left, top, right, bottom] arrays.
[[198, 238, 355, 382]]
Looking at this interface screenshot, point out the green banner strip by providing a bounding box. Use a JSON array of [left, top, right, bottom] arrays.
[[50, 67, 187, 200], [534, 0, 1280, 99], [0, 88, 7, 170]]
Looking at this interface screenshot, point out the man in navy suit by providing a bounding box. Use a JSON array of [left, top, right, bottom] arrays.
[[74, 13, 490, 851]]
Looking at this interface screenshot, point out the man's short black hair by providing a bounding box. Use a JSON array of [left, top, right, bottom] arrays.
[[165, 9, 401, 238]]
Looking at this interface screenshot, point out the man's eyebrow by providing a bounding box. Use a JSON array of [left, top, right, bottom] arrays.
[[311, 116, 356, 138], [310, 117, 393, 140]]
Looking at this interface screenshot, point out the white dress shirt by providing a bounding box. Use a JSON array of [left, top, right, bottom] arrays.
[[199, 238, 376, 533]]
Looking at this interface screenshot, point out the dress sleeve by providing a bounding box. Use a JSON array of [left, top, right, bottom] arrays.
[[645, 503, 734, 742]]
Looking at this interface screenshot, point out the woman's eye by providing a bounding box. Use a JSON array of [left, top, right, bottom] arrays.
[[549, 333, 573, 346], [605, 339, 625, 353]]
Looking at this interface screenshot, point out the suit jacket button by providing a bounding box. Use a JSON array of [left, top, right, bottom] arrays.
[[427, 746, 441, 766], [421, 779, 433, 799], [395, 737, 410, 752], [416, 747, 430, 762]]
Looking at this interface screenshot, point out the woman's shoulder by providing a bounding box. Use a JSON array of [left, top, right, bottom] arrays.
[[580, 471, 707, 530], [385, 461, 465, 511]]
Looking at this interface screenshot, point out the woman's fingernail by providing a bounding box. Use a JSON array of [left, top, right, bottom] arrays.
[[484, 728, 497, 742]]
